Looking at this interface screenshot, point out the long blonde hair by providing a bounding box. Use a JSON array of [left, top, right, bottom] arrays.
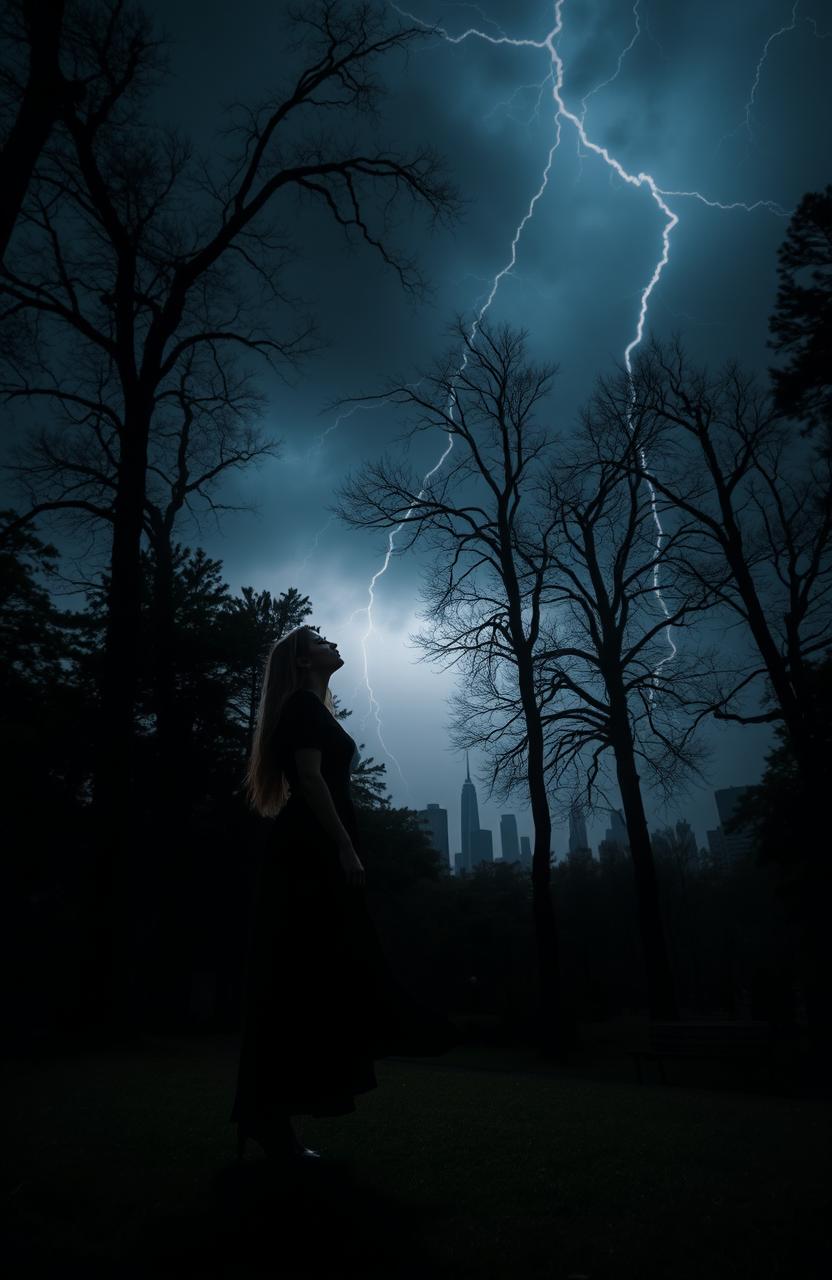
[[244, 624, 335, 817]]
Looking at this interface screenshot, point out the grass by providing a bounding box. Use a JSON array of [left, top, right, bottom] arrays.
[[1, 1031, 830, 1277]]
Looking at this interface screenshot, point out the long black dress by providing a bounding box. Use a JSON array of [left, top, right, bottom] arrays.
[[230, 688, 459, 1130]]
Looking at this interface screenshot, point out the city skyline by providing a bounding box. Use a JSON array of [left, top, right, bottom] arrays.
[[413, 754, 754, 871]]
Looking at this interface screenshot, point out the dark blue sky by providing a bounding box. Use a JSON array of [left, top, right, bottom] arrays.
[[28, 1, 832, 856]]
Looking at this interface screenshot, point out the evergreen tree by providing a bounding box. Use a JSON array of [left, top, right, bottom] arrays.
[[768, 185, 832, 440], [221, 585, 313, 756]]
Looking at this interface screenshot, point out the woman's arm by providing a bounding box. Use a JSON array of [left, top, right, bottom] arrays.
[[294, 750, 353, 847]]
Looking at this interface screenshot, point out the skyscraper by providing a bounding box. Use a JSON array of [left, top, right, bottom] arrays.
[[416, 803, 450, 872], [604, 807, 628, 848], [459, 751, 481, 875], [500, 813, 520, 862], [675, 818, 697, 861], [520, 834, 531, 865], [599, 807, 627, 863], [706, 827, 727, 862], [568, 800, 591, 858], [710, 786, 756, 862], [471, 828, 493, 865]]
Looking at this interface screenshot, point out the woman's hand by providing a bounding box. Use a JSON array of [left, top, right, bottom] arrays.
[[336, 837, 365, 888]]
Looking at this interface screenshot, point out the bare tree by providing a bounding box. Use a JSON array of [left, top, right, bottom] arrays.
[[624, 336, 832, 1054], [0, 0, 459, 1028], [333, 320, 580, 1057], [627, 339, 832, 793], [447, 383, 717, 1019], [532, 411, 716, 1022], [2, 340, 279, 787], [651, 822, 705, 1012]]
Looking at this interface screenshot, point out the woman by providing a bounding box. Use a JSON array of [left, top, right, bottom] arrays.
[[230, 625, 459, 1165]]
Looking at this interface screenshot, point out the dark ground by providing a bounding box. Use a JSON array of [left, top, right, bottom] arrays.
[[2, 1021, 830, 1278]]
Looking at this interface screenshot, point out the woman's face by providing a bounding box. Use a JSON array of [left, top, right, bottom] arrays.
[[303, 630, 343, 670]]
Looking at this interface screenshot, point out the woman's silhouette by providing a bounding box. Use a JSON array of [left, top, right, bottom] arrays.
[[230, 625, 459, 1164]]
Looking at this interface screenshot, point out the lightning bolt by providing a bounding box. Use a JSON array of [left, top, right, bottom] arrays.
[[574, 0, 641, 182], [717, 0, 831, 155], [306, 385, 426, 469], [742, 0, 803, 146], [579, 0, 642, 124], [297, 389, 427, 795], [293, 405, 376, 588], [317, 0, 804, 786], [293, 402, 387, 604], [483, 72, 552, 126], [294, 513, 336, 579], [343, 64, 565, 786]]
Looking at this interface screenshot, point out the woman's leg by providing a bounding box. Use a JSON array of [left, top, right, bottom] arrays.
[[262, 1105, 302, 1155]]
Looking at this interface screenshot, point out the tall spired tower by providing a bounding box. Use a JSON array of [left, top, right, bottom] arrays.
[[460, 751, 481, 874], [568, 800, 591, 857]]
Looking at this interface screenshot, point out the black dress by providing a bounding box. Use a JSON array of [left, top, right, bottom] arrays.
[[230, 688, 459, 1129]]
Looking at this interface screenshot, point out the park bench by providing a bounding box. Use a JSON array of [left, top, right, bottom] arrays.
[[630, 1020, 785, 1088]]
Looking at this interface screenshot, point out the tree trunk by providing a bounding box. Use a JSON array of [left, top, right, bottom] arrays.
[[0, 0, 67, 260], [712, 498, 824, 789], [498, 508, 571, 1057], [246, 659, 260, 758], [715, 492, 830, 1055], [799, 860, 832, 1073], [526, 697, 571, 1060], [609, 698, 679, 1021], [147, 535, 194, 1028], [151, 536, 177, 777], [84, 407, 152, 1034]]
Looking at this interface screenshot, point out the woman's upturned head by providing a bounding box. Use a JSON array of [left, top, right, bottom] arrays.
[[244, 625, 340, 816], [294, 628, 342, 682]]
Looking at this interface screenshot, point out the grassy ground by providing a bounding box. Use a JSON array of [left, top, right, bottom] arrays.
[[2, 1032, 830, 1278]]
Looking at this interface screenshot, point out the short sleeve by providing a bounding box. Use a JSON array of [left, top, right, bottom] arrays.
[[276, 689, 331, 754]]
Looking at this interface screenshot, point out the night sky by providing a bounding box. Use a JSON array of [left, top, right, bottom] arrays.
[[35, 2, 832, 856]]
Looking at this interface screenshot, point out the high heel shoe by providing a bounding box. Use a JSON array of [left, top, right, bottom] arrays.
[[236, 1122, 322, 1165], [265, 1130, 323, 1165], [290, 1144, 322, 1163]]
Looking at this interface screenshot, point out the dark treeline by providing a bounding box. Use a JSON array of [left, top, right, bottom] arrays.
[[0, 511, 819, 1053], [0, 524, 448, 1036]]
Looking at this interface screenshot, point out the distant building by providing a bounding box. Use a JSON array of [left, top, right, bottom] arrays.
[[599, 839, 623, 865], [416, 803, 450, 872], [652, 819, 700, 867], [599, 806, 628, 865], [459, 751, 481, 875], [604, 807, 628, 849], [500, 813, 520, 862], [675, 818, 697, 861], [568, 800, 592, 859], [710, 786, 756, 862], [706, 827, 727, 861], [471, 828, 493, 866], [715, 787, 749, 825], [520, 834, 531, 866]]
